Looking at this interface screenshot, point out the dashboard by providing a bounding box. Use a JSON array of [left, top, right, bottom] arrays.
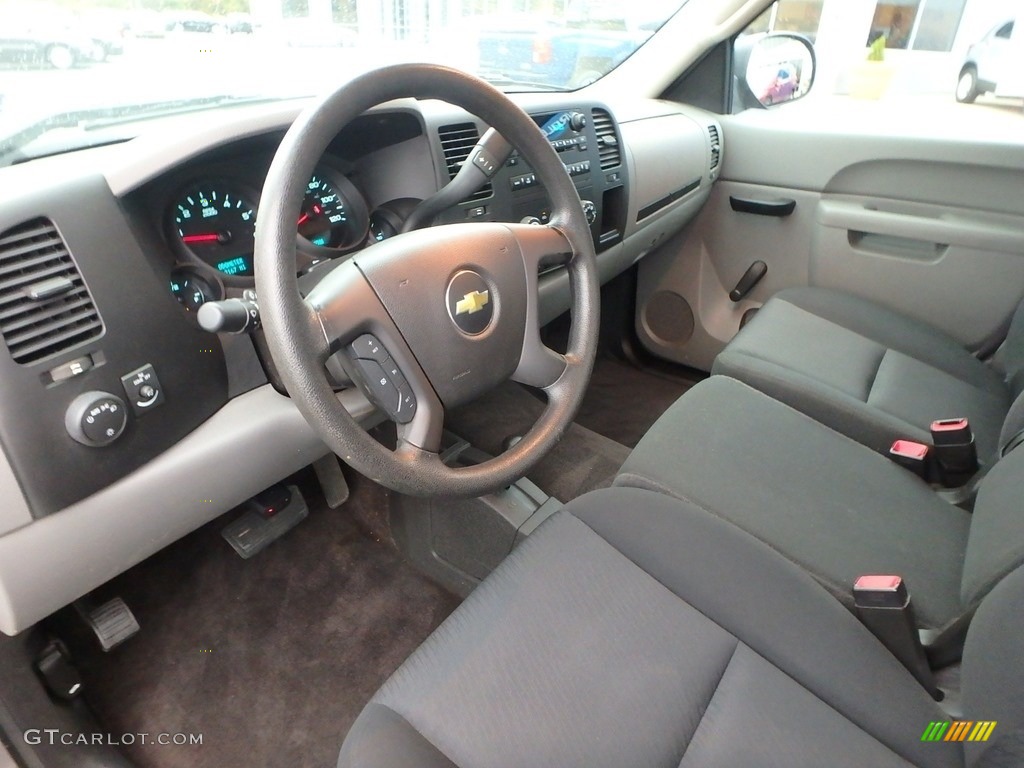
[[0, 91, 722, 635]]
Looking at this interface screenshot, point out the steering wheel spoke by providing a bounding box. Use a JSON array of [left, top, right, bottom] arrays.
[[304, 259, 384, 355], [508, 222, 574, 272], [396, 389, 445, 454], [304, 258, 445, 450], [507, 223, 573, 389]]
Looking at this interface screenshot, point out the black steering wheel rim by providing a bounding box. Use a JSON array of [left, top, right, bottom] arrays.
[[254, 63, 599, 497]]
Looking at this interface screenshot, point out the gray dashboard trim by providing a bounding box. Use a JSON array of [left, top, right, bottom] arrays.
[[0, 384, 375, 636], [0, 447, 31, 539]]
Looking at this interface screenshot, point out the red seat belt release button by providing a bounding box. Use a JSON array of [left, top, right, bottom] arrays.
[[929, 417, 977, 486], [853, 575, 939, 699], [853, 574, 907, 608], [889, 440, 930, 478]]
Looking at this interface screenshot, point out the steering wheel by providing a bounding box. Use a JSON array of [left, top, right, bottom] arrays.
[[254, 64, 599, 498]]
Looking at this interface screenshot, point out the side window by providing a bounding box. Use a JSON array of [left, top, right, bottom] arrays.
[[734, 0, 1021, 110]]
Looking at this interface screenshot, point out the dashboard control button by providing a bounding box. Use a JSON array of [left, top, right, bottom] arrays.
[[120, 364, 165, 416], [48, 355, 93, 384], [65, 391, 128, 447], [350, 334, 389, 363]]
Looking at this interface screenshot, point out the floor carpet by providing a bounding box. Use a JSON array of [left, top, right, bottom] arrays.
[[74, 354, 696, 768], [446, 380, 631, 503], [573, 356, 697, 448], [75, 475, 459, 768]]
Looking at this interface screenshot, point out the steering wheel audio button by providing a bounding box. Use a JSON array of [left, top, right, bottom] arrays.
[[351, 334, 389, 363]]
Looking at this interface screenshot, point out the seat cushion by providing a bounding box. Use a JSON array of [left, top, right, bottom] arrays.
[[712, 287, 1011, 463], [339, 488, 959, 768], [615, 376, 971, 630]]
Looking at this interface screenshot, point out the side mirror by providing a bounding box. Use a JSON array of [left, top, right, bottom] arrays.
[[733, 33, 816, 111]]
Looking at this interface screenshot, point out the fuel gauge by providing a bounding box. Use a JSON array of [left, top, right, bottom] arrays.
[[170, 268, 221, 312]]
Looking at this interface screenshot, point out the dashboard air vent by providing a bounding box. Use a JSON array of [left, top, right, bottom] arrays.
[[438, 122, 492, 203], [708, 124, 721, 171], [0, 218, 103, 364], [591, 108, 621, 170]]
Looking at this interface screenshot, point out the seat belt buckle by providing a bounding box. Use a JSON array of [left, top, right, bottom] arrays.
[[889, 440, 930, 479], [853, 575, 940, 699], [930, 418, 978, 487]]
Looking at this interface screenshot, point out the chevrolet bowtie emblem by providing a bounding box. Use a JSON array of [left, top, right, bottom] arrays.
[[455, 290, 490, 316]]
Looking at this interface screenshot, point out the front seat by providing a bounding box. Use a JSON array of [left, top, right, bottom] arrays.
[[339, 488, 1022, 768], [615, 375, 1024, 635], [713, 287, 1023, 465]]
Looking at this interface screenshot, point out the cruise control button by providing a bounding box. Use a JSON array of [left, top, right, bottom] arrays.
[[381, 357, 416, 424], [353, 358, 400, 418], [350, 334, 389, 363]]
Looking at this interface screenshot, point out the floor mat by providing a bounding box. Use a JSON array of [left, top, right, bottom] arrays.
[[76, 475, 459, 768], [573, 356, 696, 447]]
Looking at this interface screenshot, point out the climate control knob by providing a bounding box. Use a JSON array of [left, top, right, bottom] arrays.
[[65, 391, 128, 447]]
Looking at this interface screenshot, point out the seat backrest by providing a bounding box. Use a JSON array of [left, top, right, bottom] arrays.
[[1001, 297, 1024, 397], [961, 446, 1024, 608], [998, 390, 1024, 456], [961, 564, 1024, 766]]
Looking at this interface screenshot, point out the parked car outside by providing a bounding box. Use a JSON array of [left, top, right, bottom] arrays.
[[0, 17, 96, 69], [164, 11, 225, 35], [226, 13, 257, 35], [957, 19, 1016, 102], [126, 10, 167, 38]]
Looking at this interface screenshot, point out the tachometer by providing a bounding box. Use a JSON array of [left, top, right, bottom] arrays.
[[298, 169, 369, 251], [173, 183, 257, 276]]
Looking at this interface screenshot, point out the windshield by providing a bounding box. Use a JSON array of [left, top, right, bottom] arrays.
[[0, 0, 684, 162]]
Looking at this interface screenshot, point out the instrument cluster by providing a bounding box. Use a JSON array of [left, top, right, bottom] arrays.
[[162, 156, 375, 312]]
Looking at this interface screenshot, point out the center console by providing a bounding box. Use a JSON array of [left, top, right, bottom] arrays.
[[434, 104, 628, 254]]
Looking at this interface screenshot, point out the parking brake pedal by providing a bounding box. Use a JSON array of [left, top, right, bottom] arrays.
[[222, 484, 308, 559], [75, 597, 140, 652]]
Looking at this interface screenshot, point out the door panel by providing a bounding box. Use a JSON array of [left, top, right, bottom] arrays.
[[812, 194, 1024, 348], [636, 111, 1024, 372]]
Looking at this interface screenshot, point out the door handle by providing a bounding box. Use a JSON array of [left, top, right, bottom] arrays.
[[730, 196, 796, 217]]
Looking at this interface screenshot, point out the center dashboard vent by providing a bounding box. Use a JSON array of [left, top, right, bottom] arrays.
[[591, 108, 621, 170], [707, 124, 721, 171], [438, 122, 492, 203], [0, 218, 103, 365]]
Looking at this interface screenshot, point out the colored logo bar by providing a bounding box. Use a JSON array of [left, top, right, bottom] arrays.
[[921, 721, 997, 742]]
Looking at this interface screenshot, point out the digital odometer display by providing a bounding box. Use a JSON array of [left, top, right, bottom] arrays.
[[215, 255, 253, 277], [173, 183, 256, 276]]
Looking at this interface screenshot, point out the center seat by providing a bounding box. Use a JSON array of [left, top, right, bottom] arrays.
[[614, 375, 1024, 634]]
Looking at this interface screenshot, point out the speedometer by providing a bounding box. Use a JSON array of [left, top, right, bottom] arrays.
[[173, 183, 257, 276], [297, 169, 369, 251]]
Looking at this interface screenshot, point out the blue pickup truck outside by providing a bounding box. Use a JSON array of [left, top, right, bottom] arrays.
[[475, 18, 651, 89]]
